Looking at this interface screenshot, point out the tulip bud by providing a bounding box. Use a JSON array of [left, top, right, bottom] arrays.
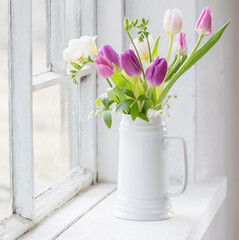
[[130, 35, 154, 61], [145, 57, 167, 87], [95, 54, 114, 79], [120, 49, 142, 77], [124, 18, 129, 30], [195, 7, 213, 36], [98, 45, 121, 69], [173, 32, 187, 56], [164, 9, 183, 35]]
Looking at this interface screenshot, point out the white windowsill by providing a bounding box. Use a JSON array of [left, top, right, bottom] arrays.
[[19, 177, 226, 240]]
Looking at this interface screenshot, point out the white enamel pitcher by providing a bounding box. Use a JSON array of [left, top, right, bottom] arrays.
[[114, 114, 188, 221]]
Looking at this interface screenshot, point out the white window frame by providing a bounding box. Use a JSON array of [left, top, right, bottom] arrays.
[[0, 0, 97, 238]]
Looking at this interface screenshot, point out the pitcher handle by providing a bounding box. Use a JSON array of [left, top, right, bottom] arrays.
[[165, 137, 188, 197]]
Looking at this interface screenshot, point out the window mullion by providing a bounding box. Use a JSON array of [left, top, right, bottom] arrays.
[[49, 0, 66, 73], [9, 0, 34, 219], [79, 0, 97, 181]]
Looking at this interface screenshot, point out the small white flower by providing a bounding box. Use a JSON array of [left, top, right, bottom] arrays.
[[63, 36, 97, 62], [63, 43, 84, 62], [130, 34, 154, 61], [88, 110, 95, 119], [80, 36, 98, 55], [147, 109, 162, 119]]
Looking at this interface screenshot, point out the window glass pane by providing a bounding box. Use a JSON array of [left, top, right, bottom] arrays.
[[33, 82, 79, 195], [0, 0, 10, 219], [32, 0, 46, 73]]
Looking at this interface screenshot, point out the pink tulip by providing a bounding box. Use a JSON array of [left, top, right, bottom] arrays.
[[164, 9, 183, 35], [95, 54, 114, 78], [173, 33, 187, 56], [195, 7, 213, 36]]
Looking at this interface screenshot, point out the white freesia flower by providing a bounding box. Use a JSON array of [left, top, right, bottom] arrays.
[[130, 34, 154, 61], [63, 36, 97, 62], [80, 36, 98, 55], [147, 109, 162, 119]]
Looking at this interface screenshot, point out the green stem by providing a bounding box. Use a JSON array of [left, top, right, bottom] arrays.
[[165, 54, 180, 80], [140, 86, 151, 111], [187, 34, 203, 60], [106, 78, 113, 87], [158, 35, 203, 104], [126, 30, 145, 80], [166, 34, 174, 63], [146, 37, 152, 62]]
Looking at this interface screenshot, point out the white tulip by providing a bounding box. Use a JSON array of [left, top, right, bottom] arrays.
[[164, 9, 183, 35], [63, 36, 97, 62], [130, 34, 154, 61]]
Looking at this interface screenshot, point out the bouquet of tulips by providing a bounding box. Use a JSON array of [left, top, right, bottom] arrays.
[[64, 7, 230, 128]]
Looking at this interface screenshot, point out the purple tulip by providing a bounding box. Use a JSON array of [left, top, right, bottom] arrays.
[[98, 45, 121, 69], [95, 54, 114, 78], [120, 49, 141, 77], [195, 7, 213, 36], [145, 57, 167, 87], [173, 32, 187, 56]]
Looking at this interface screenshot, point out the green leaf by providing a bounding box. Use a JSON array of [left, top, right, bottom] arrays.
[[101, 96, 114, 109], [113, 87, 126, 102], [165, 55, 187, 83], [138, 112, 149, 122], [151, 35, 160, 59], [112, 71, 135, 91], [137, 94, 150, 101], [70, 62, 81, 70], [103, 111, 112, 129], [70, 70, 77, 74], [106, 88, 119, 103], [112, 63, 122, 74], [131, 102, 139, 121], [142, 100, 151, 113], [168, 54, 178, 70], [121, 88, 136, 99], [116, 99, 134, 112], [158, 20, 231, 104], [179, 21, 231, 77], [95, 95, 103, 107]]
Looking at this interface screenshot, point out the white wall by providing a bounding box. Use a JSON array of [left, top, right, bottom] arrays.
[[196, 0, 239, 239], [96, 0, 239, 239]]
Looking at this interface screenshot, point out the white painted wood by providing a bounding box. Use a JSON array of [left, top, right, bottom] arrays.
[[0, 168, 93, 240], [194, 1, 238, 239], [46, 0, 51, 70], [19, 183, 116, 240], [49, 0, 66, 73], [97, 0, 196, 182], [97, 0, 126, 182], [78, 67, 97, 181], [8, 0, 34, 219], [32, 66, 93, 91], [0, 215, 32, 240], [33, 71, 66, 91], [77, 0, 97, 180], [56, 177, 226, 240], [33, 167, 92, 222], [79, 0, 96, 37]]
